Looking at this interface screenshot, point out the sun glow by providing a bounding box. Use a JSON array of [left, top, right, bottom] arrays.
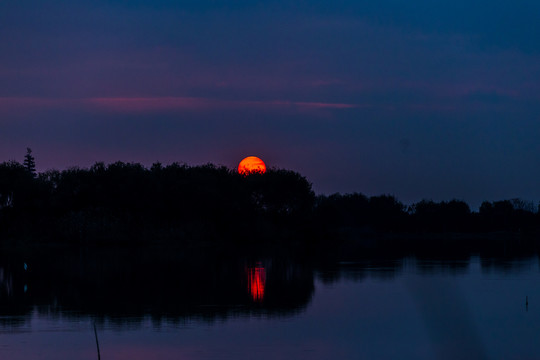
[[238, 156, 266, 175]]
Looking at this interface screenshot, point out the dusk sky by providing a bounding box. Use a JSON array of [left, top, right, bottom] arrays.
[[1, 0, 539, 206]]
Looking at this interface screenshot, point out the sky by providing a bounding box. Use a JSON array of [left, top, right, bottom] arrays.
[[1, 0, 539, 207]]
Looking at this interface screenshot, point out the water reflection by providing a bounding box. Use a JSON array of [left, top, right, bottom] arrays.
[[0, 248, 316, 328], [247, 263, 265, 302], [480, 256, 538, 274], [317, 258, 404, 284], [0, 267, 13, 297], [414, 257, 471, 275], [0, 247, 538, 330]]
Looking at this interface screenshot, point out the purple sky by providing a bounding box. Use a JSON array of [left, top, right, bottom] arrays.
[[1, 0, 539, 206]]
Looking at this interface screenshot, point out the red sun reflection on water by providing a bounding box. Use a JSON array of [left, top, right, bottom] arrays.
[[247, 264, 266, 302]]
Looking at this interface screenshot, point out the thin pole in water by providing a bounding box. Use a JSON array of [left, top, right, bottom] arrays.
[[94, 323, 101, 360]]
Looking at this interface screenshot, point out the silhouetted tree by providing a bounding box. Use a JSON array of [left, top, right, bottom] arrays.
[[314, 193, 370, 228], [0, 160, 39, 209], [511, 198, 535, 213], [478, 199, 537, 232], [245, 169, 315, 219], [23, 148, 36, 177], [368, 195, 406, 230], [411, 199, 471, 232]]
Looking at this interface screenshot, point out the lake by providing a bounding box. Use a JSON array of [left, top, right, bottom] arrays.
[[0, 247, 538, 359]]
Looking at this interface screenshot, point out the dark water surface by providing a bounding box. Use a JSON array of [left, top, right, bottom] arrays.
[[0, 247, 539, 359]]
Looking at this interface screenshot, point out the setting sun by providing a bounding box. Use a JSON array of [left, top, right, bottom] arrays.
[[238, 156, 266, 175]]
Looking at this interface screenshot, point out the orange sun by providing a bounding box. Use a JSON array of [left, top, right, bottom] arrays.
[[238, 156, 266, 175]]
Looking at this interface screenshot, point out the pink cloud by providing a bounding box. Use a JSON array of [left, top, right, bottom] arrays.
[[236, 99, 361, 110], [87, 97, 216, 112], [292, 101, 359, 109], [0, 97, 361, 115], [89, 97, 363, 114]]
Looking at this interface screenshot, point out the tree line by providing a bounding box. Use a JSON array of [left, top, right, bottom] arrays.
[[0, 156, 315, 243], [315, 195, 540, 234], [0, 152, 539, 244]]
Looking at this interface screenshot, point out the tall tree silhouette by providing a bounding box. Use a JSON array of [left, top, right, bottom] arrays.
[[23, 148, 36, 176]]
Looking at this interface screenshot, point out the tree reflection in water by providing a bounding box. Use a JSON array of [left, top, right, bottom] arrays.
[[0, 245, 537, 330], [0, 247, 316, 326]]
